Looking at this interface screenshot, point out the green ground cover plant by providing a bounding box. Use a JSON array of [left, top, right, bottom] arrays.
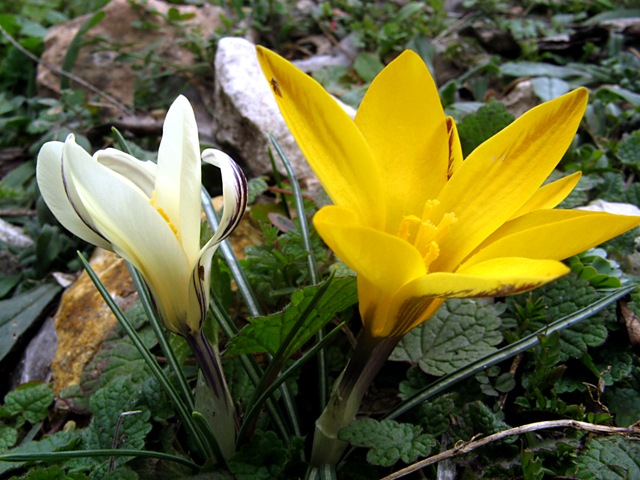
[[1, 1, 640, 479]]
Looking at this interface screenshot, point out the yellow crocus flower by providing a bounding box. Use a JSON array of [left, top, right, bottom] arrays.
[[257, 47, 639, 339]]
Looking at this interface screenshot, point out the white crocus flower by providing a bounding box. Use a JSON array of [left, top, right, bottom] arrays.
[[36, 95, 247, 336]]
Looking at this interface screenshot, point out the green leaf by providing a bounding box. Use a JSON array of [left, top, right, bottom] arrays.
[[84, 376, 151, 451], [247, 177, 269, 204], [227, 276, 357, 357], [0, 283, 61, 363], [0, 431, 80, 476], [617, 130, 640, 170], [500, 61, 588, 79], [531, 76, 570, 102], [338, 418, 436, 467], [604, 387, 640, 427], [414, 394, 455, 436], [60, 11, 105, 90], [390, 299, 503, 376], [454, 400, 511, 441], [0, 425, 17, 450], [229, 431, 304, 480], [353, 52, 385, 83], [3, 383, 53, 425], [456, 102, 515, 157], [9, 465, 89, 480], [575, 437, 640, 479]]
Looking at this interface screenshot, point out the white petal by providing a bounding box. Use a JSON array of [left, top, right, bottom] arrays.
[[155, 95, 202, 263], [65, 139, 194, 332], [201, 148, 247, 247], [95, 148, 157, 196], [36, 138, 112, 249]]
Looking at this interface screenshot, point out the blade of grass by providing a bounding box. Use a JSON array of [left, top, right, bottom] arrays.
[[211, 295, 290, 441], [269, 133, 328, 408], [0, 449, 199, 471], [238, 275, 335, 442], [127, 264, 195, 412], [77, 252, 210, 461], [201, 186, 300, 436], [385, 284, 637, 421]]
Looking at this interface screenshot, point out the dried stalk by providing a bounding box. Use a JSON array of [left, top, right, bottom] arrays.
[[382, 419, 640, 480]]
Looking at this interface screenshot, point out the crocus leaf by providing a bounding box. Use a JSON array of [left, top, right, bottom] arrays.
[[0, 431, 80, 476], [0, 283, 61, 364], [575, 437, 640, 480], [227, 276, 357, 357], [390, 299, 503, 376], [338, 418, 436, 467]]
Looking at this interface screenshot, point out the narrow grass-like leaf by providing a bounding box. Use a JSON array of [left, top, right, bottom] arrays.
[[0, 449, 198, 471], [127, 264, 194, 411], [77, 252, 208, 460], [269, 133, 328, 408], [385, 285, 636, 420], [211, 296, 290, 442], [201, 187, 299, 436], [192, 411, 228, 470]]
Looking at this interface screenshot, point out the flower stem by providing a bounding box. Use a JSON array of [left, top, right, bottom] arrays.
[[310, 330, 400, 466], [184, 330, 237, 461]]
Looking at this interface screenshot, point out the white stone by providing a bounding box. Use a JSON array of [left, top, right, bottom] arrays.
[[213, 36, 355, 188]]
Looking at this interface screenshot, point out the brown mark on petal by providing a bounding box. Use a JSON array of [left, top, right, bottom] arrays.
[[198, 265, 205, 281], [270, 77, 282, 98]]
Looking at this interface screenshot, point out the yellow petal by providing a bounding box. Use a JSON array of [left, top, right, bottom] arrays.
[[431, 88, 589, 272], [446, 117, 463, 179], [313, 206, 426, 293], [256, 46, 383, 227], [354, 50, 449, 233], [155, 95, 202, 263], [463, 209, 640, 268], [387, 257, 569, 335], [510, 171, 582, 219]]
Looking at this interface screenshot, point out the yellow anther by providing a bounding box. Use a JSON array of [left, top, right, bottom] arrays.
[[150, 191, 179, 238]]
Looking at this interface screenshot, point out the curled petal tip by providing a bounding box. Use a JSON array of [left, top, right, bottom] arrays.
[[202, 149, 248, 244]]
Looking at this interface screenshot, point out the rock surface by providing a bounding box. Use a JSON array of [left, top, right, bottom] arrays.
[[213, 36, 356, 187], [37, 0, 224, 117], [51, 248, 137, 395]]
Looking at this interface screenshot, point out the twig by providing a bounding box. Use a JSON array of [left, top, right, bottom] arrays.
[[0, 23, 134, 116], [381, 420, 640, 480]]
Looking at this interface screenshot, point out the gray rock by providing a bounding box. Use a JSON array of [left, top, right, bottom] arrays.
[[213, 37, 314, 186], [213, 37, 356, 188]]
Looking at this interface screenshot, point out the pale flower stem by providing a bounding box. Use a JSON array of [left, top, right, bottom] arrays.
[[184, 330, 237, 460], [310, 330, 400, 466]]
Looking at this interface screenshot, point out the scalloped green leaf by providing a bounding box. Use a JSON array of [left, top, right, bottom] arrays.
[[390, 299, 503, 376], [0, 431, 80, 476], [3, 383, 53, 426], [227, 276, 357, 357], [457, 101, 515, 156], [0, 424, 17, 451], [229, 430, 304, 480], [617, 130, 640, 169], [339, 418, 436, 467], [575, 437, 640, 479]]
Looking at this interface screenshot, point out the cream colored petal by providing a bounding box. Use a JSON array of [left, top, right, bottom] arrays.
[[256, 46, 383, 227], [36, 140, 112, 249], [201, 149, 247, 246], [95, 148, 157, 197], [354, 50, 449, 233], [155, 95, 202, 263], [431, 88, 589, 272], [65, 140, 193, 333]]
